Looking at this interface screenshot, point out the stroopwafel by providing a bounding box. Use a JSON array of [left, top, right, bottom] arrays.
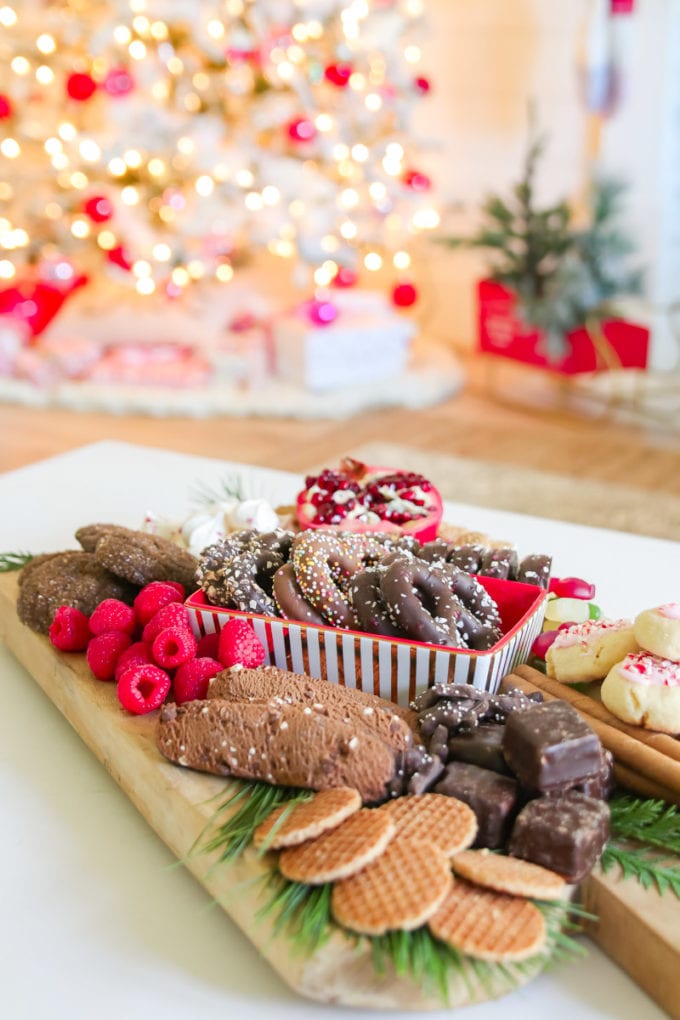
[[428, 878, 546, 962], [451, 849, 566, 900], [253, 787, 361, 850], [378, 793, 477, 857], [331, 837, 453, 935], [278, 807, 394, 884]]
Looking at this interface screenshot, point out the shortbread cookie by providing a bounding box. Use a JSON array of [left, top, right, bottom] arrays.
[[545, 618, 638, 684], [253, 788, 361, 850], [634, 603, 680, 662], [278, 808, 394, 884], [428, 879, 546, 962], [378, 793, 477, 857], [17, 550, 137, 634], [451, 849, 565, 900], [331, 838, 452, 935], [601, 652, 680, 734]]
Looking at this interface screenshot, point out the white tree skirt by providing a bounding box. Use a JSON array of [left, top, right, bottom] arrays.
[[0, 341, 462, 419]]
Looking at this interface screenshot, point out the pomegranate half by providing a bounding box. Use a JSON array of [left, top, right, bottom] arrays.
[[295, 458, 443, 542]]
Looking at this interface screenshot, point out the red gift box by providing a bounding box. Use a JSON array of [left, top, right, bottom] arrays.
[[478, 279, 649, 376]]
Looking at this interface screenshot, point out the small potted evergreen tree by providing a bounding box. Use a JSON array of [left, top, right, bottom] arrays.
[[442, 130, 649, 375]]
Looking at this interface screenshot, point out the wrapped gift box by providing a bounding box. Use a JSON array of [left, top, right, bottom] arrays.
[[186, 575, 548, 706], [478, 279, 650, 375], [273, 290, 417, 392]]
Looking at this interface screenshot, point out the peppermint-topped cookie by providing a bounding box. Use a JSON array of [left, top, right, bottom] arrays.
[[545, 618, 639, 684], [601, 652, 680, 734], [634, 603, 680, 663]]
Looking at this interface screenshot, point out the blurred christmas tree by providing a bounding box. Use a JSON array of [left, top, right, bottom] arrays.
[[0, 0, 437, 319]]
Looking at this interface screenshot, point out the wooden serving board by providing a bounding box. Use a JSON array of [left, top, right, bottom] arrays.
[[2, 573, 679, 1016], [0, 572, 542, 1011]]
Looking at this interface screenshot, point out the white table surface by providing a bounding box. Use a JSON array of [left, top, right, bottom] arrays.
[[1, 441, 677, 1020]]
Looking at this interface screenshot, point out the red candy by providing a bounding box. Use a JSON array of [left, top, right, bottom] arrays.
[[548, 577, 596, 600], [173, 657, 223, 705], [142, 601, 191, 643], [218, 618, 266, 669], [133, 581, 185, 625], [152, 626, 197, 669], [49, 605, 91, 651], [89, 598, 136, 636], [86, 631, 132, 681], [117, 663, 171, 715], [530, 630, 560, 660]]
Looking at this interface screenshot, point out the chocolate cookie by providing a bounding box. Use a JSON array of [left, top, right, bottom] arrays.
[[75, 523, 124, 553], [87, 525, 198, 590], [17, 550, 138, 634]]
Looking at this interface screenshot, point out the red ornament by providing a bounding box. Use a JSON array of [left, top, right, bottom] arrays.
[[402, 169, 431, 192], [66, 72, 98, 101], [332, 266, 358, 288], [0, 93, 12, 120], [287, 117, 317, 143], [107, 246, 133, 271], [324, 63, 352, 87], [103, 67, 135, 97], [392, 282, 418, 308], [413, 76, 431, 94], [83, 195, 113, 223], [307, 299, 338, 326]]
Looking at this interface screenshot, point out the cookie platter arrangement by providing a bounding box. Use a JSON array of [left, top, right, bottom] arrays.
[[2, 453, 680, 1016]]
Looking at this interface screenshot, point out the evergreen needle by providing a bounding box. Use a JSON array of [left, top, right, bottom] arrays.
[[600, 845, 680, 899], [609, 795, 680, 854], [0, 550, 33, 572]]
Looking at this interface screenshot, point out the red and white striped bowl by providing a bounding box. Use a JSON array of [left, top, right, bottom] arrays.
[[185, 575, 548, 707]]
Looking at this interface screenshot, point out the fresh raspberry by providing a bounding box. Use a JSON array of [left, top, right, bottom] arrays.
[[217, 618, 266, 669], [152, 626, 197, 669], [173, 657, 223, 705], [49, 605, 91, 652], [142, 601, 192, 644], [114, 640, 153, 682], [117, 663, 171, 715], [89, 598, 136, 636], [133, 581, 185, 626], [86, 631, 132, 682], [195, 631, 220, 659]]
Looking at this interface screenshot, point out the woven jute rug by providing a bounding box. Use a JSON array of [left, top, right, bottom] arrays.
[[348, 441, 680, 542]]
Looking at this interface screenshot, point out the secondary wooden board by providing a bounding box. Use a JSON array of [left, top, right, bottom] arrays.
[[0, 572, 542, 1011]]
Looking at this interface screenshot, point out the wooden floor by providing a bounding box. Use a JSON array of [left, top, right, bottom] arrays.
[[2, 355, 680, 496]]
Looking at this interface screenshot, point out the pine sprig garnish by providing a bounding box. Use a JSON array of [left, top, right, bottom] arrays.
[[190, 475, 245, 507], [0, 551, 33, 572], [609, 795, 680, 854], [600, 794, 680, 900], [199, 781, 312, 865], [600, 844, 680, 899], [256, 871, 334, 955]]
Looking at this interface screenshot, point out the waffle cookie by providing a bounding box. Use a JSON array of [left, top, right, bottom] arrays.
[[428, 879, 546, 962], [278, 808, 394, 884], [331, 838, 452, 936], [378, 793, 478, 857], [451, 849, 566, 900], [253, 788, 362, 851]]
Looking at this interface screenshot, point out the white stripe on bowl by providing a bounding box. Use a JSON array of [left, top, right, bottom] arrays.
[[360, 637, 374, 693], [323, 631, 339, 685], [434, 650, 451, 685], [341, 634, 357, 688], [271, 622, 288, 669], [306, 626, 322, 678], [396, 643, 411, 702], [415, 646, 430, 689], [378, 640, 392, 700], [288, 625, 305, 675]]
